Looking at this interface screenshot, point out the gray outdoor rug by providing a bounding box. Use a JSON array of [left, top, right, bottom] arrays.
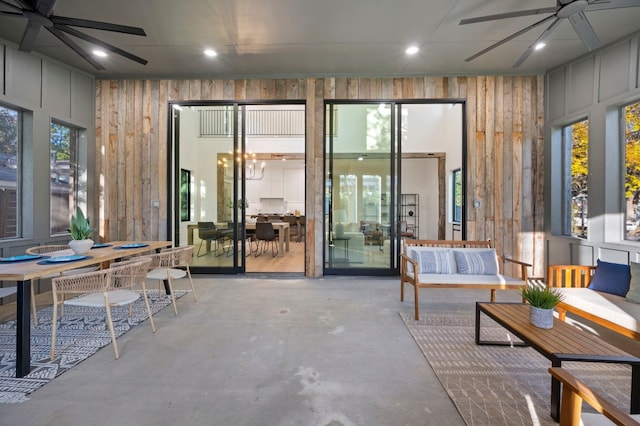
[[400, 310, 633, 426], [0, 290, 186, 404]]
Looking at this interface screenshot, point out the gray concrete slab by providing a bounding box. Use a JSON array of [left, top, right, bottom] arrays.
[[0, 276, 466, 426]]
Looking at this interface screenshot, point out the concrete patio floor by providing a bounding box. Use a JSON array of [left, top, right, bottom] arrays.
[[0, 276, 470, 426]]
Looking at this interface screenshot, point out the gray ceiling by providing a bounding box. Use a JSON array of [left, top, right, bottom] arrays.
[[1, 0, 640, 79]]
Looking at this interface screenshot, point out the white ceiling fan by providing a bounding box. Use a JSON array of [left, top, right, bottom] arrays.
[[460, 0, 640, 68]]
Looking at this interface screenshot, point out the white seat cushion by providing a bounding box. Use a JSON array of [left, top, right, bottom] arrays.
[[557, 287, 640, 333], [411, 272, 523, 285], [581, 413, 640, 425], [64, 289, 140, 308], [146, 267, 187, 280]]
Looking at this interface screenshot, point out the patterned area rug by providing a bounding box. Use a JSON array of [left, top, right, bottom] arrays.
[[400, 311, 633, 426], [0, 290, 186, 404]]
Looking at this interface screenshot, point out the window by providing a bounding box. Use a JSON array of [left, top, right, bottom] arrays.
[[563, 119, 589, 238], [50, 121, 81, 235], [452, 168, 462, 223], [624, 101, 640, 241], [0, 105, 20, 239]]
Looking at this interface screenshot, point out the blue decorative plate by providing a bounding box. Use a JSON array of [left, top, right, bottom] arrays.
[[91, 243, 112, 249], [116, 243, 149, 249], [44, 255, 90, 263], [0, 254, 43, 263]]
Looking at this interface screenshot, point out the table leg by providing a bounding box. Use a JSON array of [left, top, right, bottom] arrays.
[[475, 302, 481, 344], [277, 228, 285, 257], [632, 363, 640, 414], [285, 227, 290, 252], [16, 279, 32, 378], [550, 359, 561, 421]]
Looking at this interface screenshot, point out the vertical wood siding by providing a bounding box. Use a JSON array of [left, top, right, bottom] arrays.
[[95, 75, 545, 277]]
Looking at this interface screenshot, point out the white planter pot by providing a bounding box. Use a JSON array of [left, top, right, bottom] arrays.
[[69, 239, 94, 254], [529, 306, 554, 329]]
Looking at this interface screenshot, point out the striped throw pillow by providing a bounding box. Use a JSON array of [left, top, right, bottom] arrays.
[[453, 249, 499, 275]]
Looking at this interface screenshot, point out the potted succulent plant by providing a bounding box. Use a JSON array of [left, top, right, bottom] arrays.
[[68, 207, 95, 254], [520, 285, 565, 329]]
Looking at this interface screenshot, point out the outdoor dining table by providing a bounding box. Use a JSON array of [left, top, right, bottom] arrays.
[[0, 240, 172, 378]]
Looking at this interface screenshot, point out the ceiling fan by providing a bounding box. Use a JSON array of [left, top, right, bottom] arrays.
[[0, 0, 147, 70], [460, 0, 640, 68]]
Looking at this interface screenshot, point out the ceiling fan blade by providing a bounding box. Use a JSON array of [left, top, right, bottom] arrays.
[[465, 15, 555, 62], [18, 19, 42, 51], [0, 0, 23, 12], [55, 24, 148, 65], [0, 11, 24, 18], [513, 18, 561, 68], [459, 7, 558, 25], [46, 26, 105, 70], [568, 11, 600, 50], [586, 0, 640, 12], [51, 16, 146, 36]]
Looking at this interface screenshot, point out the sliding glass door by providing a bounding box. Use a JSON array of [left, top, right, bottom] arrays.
[[324, 101, 464, 275], [172, 102, 306, 274], [325, 102, 398, 274]]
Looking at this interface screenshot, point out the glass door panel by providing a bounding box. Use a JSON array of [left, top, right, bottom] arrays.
[[324, 102, 396, 274]]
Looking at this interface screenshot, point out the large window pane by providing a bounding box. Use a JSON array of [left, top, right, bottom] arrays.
[[0, 105, 20, 239], [563, 119, 589, 238], [625, 101, 640, 241], [50, 121, 80, 235]]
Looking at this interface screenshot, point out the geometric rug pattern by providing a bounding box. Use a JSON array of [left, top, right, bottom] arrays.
[[0, 290, 186, 404], [400, 311, 633, 426]]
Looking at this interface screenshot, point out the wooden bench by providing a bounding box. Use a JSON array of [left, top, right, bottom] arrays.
[[547, 264, 640, 341], [400, 239, 530, 320], [549, 367, 640, 426]]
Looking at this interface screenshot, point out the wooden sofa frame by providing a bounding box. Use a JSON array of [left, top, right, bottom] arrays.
[[547, 264, 640, 341], [400, 239, 531, 320], [549, 367, 639, 426]]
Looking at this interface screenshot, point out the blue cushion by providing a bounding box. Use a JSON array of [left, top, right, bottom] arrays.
[[453, 249, 498, 275], [588, 259, 630, 297]]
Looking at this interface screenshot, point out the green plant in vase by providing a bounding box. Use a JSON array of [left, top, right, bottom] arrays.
[[520, 285, 565, 329], [69, 207, 95, 254]]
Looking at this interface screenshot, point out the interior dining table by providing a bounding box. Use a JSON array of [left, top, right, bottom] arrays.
[[245, 221, 290, 257], [0, 240, 172, 378]]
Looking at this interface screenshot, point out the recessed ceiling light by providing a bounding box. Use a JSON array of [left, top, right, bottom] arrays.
[[534, 42, 546, 50], [92, 49, 107, 57], [204, 49, 217, 57], [406, 46, 419, 55]]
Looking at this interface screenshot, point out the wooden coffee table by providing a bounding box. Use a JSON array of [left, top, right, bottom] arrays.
[[475, 302, 640, 421]]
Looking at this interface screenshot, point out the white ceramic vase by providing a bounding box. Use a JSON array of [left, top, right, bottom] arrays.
[[69, 239, 94, 254], [529, 306, 554, 329]]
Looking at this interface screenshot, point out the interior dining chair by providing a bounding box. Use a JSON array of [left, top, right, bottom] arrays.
[[25, 244, 99, 327], [283, 215, 299, 242], [196, 222, 222, 257], [49, 257, 153, 360], [255, 222, 279, 257], [142, 245, 196, 316]]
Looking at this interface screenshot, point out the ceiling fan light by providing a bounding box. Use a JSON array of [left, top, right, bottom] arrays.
[[204, 49, 217, 57], [405, 46, 419, 55], [92, 49, 107, 57], [534, 42, 546, 50]]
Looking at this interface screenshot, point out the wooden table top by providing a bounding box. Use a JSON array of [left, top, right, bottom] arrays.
[[477, 302, 638, 362], [0, 240, 172, 281]]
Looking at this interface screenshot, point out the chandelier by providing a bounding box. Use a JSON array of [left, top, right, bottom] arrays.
[[218, 152, 266, 181]]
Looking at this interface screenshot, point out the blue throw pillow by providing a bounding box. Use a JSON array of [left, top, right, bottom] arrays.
[[588, 259, 631, 297]]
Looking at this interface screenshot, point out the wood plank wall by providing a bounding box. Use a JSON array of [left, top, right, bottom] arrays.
[[95, 75, 545, 277]]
